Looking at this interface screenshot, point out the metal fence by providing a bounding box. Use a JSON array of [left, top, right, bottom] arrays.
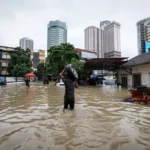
[[6, 77, 24, 83]]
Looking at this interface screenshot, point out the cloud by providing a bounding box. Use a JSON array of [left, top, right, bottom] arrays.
[[0, 0, 150, 58]]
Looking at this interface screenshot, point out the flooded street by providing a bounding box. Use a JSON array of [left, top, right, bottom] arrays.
[[0, 83, 150, 150]]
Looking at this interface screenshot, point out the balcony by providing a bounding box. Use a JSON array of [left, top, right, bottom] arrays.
[[1, 62, 8, 67], [1, 55, 11, 59], [1, 71, 7, 75]]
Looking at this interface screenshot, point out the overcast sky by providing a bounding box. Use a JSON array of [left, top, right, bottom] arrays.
[[0, 0, 150, 58]]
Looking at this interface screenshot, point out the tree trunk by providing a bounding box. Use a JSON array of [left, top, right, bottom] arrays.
[[16, 76, 17, 82]]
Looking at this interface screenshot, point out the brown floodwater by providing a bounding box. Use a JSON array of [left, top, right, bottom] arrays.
[[0, 82, 150, 150]]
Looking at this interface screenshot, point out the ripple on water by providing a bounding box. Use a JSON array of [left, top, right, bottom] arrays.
[[0, 83, 150, 150]]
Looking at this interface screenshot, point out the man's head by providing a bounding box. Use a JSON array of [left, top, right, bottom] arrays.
[[65, 64, 78, 81]]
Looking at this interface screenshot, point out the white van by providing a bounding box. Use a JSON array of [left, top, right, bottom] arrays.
[[102, 79, 117, 88]]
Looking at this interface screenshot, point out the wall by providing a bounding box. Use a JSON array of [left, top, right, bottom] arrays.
[[118, 64, 150, 87]]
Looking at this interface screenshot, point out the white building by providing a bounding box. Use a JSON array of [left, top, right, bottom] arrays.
[[75, 48, 97, 59], [47, 20, 67, 49], [117, 53, 150, 88], [137, 17, 150, 54], [100, 21, 111, 58], [84, 26, 102, 58], [100, 20, 111, 30], [19, 37, 34, 50], [103, 21, 121, 58], [84, 20, 121, 58]]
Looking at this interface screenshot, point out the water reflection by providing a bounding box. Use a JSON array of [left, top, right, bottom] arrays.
[[0, 83, 150, 150]]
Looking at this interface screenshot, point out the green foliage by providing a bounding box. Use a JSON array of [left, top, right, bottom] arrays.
[[47, 43, 80, 75], [37, 63, 46, 74], [35, 62, 46, 77], [8, 47, 32, 76], [33, 62, 48, 80], [71, 58, 84, 74]]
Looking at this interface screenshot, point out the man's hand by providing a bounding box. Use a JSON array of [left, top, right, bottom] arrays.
[[60, 68, 66, 77], [75, 81, 78, 88]]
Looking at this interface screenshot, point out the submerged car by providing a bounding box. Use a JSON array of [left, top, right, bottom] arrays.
[[102, 80, 117, 88], [56, 79, 65, 86]]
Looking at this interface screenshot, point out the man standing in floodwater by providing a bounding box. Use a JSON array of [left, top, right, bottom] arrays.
[[25, 77, 30, 87], [59, 67, 78, 110]]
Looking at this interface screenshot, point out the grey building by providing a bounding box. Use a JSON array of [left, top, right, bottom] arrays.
[[32, 52, 40, 70], [19, 37, 34, 50], [84, 20, 121, 58], [47, 20, 67, 49], [102, 21, 121, 58], [100, 20, 111, 30], [100, 21, 111, 58], [137, 17, 150, 54], [0, 46, 15, 75], [84, 26, 102, 58]]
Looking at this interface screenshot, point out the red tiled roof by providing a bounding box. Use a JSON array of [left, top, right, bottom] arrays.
[[75, 48, 97, 54]]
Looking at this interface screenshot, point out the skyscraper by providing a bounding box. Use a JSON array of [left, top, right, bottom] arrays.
[[31, 50, 45, 70], [103, 21, 121, 58], [47, 20, 67, 49], [137, 17, 150, 54], [100, 21, 111, 58], [19, 37, 34, 50], [100, 20, 111, 30], [84, 20, 121, 58], [84, 26, 102, 58]]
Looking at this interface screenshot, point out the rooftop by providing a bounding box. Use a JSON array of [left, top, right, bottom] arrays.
[[137, 17, 150, 25], [84, 58, 128, 70], [123, 53, 150, 68], [75, 48, 97, 54], [0, 46, 15, 52], [84, 26, 100, 30], [20, 37, 33, 41], [105, 21, 121, 28]]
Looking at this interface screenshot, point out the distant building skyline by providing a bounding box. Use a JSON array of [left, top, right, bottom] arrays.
[[47, 20, 67, 50], [137, 17, 150, 54], [31, 49, 45, 70], [84, 20, 121, 58], [0, 46, 15, 75], [75, 48, 97, 59], [84, 26, 102, 58], [19, 37, 34, 50], [103, 21, 121, 58]]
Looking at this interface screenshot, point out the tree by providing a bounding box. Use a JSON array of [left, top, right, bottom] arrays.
[[8, 47, 32, 79], [37, 63, 46, 75], [47, 43, 80, 75], [71, 58, 84, 74]]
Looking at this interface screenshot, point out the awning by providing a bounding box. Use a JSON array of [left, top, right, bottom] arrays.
[[84, 58, 128, 71]]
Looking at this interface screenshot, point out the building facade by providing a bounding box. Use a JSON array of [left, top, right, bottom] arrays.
[[103, 21, 121, 58], [19, 37, 34, 50], [100, 20, 111, 30], [47, 20, 67, 49], [100, 21, 111, 58], [32, 50, 45, 70], [38, 50, 45, 63], [84, 20, 121, 58], [137, 17, 150, 54], [0, 46, 15, 75], [75, 48, 97, 60], [84, 26, 102, 58], [117, 53, 150, 88]]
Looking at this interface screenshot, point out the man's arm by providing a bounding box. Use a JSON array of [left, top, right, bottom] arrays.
[[59, 68, 66, 83], [75, 80, 78, 88], [59, 68, 66, 77]]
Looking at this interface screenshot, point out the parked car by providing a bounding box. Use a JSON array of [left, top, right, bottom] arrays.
[[0, 77, 7, 85], [102, 79, 117, 88]]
